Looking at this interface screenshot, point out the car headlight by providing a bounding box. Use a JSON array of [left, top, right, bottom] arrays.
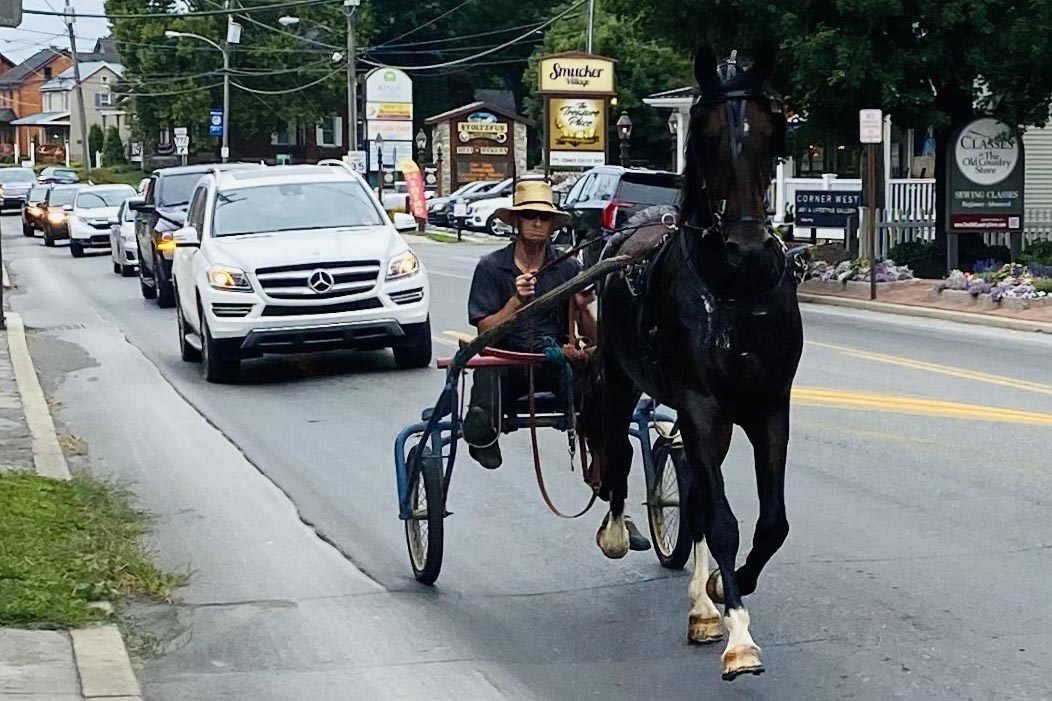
[[208, 265, 253, 292], [47, 210, 66, 224], [27, 206, 41, 217], [386, 251, 420, 280], [431, 203, 446, 212]]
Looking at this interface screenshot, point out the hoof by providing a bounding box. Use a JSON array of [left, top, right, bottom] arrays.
[[687, 614, 723, 645], [596, 514, 629, 559], [721, 645, 764, 682], [706, 570, 724, 605]]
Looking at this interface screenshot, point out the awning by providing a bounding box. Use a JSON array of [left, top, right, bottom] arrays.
[[10, 111, 71, 127], [0, 108, 16, 123]]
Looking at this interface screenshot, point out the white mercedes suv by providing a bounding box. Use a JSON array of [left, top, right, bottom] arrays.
[[170, 164, 431, 383]]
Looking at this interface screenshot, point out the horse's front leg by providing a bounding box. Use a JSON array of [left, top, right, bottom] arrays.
[[680, 392, 763, 682], [594, 361, 641, 559]]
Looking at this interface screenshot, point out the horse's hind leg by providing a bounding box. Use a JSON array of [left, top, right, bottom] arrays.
[[735, 395, 791, 598], [595, 360, 641, 559]]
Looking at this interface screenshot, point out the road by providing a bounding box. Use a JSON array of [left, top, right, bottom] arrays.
[[4, 213, 1051, 700]]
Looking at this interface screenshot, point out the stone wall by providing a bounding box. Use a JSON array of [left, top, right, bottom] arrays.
[[431, 123, 452, 196], [514, 122, 527, 178]]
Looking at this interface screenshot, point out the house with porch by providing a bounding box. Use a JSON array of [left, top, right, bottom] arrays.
[[645, 86, 1052, 234], [0, 47, 72, 162]]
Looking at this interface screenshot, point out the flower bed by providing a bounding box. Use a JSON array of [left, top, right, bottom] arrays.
[[932, 264, 1052, 309], [803, 259, 916, 294]]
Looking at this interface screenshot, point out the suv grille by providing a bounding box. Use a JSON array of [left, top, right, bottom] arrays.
[[255, 260, 381, 300], [261, 298, 383, 317]]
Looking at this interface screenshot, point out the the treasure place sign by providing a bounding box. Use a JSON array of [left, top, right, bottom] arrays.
[[947, 117, 1025, 232], [539, 52, 615, 169]]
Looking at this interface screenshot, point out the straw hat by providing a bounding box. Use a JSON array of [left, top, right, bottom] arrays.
[[494, 180, 571, 228]]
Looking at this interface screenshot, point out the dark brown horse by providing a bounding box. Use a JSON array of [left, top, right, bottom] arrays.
[[583, 44, 803, 681]]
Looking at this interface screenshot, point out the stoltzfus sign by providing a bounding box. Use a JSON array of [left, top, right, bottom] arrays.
[[538, 53, 616, 94], [946, 117, 1025, 232]]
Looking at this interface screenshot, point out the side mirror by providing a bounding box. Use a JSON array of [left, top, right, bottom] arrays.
[[129, 200, 153, 213], [173, 226, 199, 246]]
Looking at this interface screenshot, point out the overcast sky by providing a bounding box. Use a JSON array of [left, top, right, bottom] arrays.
[[1, 1, 110, 63]]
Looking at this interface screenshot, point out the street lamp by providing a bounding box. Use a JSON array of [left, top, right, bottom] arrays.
[[436, 143, 444, 197], [165, 26, 238, 162], [415, 128, 427, 165], [376, 132, 384, 201], [617, 112, 633, 168], [667, 111, 678, 135], [667, 111, 679, 171]]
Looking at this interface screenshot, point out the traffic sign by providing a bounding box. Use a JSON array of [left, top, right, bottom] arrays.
[[209, 109, 223, 137], [174, 126, 188, 137], [859, 109, 883, 144], [174, 135, 190, 156], [346, 150, 367, 174]]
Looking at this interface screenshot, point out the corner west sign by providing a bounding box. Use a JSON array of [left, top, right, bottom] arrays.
[[947, 117, 1024, 232]]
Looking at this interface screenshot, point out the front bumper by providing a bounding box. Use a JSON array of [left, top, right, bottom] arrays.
[[70, 224, 112, 247], [120, 240, 138, 264], [2, 196, 27, 208]]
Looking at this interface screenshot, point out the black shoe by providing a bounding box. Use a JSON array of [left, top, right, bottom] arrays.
[[625, 515, 652, 552], [463, 407, 502, 470]]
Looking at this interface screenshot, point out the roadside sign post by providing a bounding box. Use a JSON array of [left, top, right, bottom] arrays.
[[859, 109, 882, 301], [174, 127, 189, 166]]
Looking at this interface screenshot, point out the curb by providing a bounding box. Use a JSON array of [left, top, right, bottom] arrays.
[[71, 625, 143, 700], [5, 311, 71, 480], [798, 293, 1052, 335], [2, 261, 11, 289]]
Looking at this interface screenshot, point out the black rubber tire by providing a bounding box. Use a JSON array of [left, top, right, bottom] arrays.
[[22, 222, 34, 237], [138, 247, 157, 299], [404, 443, 445, 585], [121, 264, 136, 278], [485, 213, 501, 236], [70, 241, 85, 258], [113, 261, 122, 274], [177, 300, 202, 363], [647, 438, 692, 570], [201, 315, 240, 383], [155, 253, 175, 308], [43, 226, 55, 247], [393, 319, 433, 369]]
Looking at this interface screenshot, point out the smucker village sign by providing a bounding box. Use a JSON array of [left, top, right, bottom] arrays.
[[946, 117, 1025, 232], [538, 52, 616, 170]]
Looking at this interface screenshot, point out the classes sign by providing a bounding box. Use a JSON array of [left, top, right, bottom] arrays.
[[946, 117, 1025, 231], [794, 190, 862, 228], [539, 53, 616, 94]]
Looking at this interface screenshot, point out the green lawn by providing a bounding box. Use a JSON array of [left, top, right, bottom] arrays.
[[0, 473, 178, 628]]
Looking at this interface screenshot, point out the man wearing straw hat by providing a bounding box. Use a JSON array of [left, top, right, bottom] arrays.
[[463, 180, 651, 551]]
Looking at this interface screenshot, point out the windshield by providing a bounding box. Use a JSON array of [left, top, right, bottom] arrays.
[[616, 178, 681, 207], [49, 187, 80, 206], [159, 172, 206, 207], [0, 168, 35, 183], [213, 180, 384, 237], [29, 186, 48, 201], [43, 168, 78, 180], [76, 187, 135, 209]]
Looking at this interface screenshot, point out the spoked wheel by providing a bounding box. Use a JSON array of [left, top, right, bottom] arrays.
[[647, 437, 691, 569], [404, 441, 445, 585]]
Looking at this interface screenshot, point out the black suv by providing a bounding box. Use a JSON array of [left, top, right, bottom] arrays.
[[561, 166, 681, 265], [133, 163, 259, 308]]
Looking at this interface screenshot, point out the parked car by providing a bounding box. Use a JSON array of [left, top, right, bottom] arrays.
[[39, 184, 84, 246], [427, 180, 498, 226], [0, 166, 38, 211], [133, 162, 261, 308], [466, 195, 512, 235], [170, 163, 431, 383], [561, 166, 681, 266], [21, 184, 51, 236], [110, 195, 142, 276], [450, 175, 548, 232], [37, 166, 80, 185], [67, 184, 137, 258]]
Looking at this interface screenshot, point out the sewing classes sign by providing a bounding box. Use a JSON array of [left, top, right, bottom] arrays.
[[946, 117, 1025, 232]]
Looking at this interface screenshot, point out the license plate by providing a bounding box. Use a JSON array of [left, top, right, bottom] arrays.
[[453, 203, 467, 218]]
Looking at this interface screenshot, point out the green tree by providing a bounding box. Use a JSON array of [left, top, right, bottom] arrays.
[[609, 0, 1052, 266], [524, 6, 691, 169], [102, 126, 125, 165], [88, 124, 104, 162]]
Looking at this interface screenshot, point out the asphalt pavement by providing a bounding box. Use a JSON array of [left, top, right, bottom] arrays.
[[3, 214, 1051, 700]]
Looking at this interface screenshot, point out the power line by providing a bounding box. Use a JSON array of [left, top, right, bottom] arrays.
[[376, 21, 560, 50], [27, 0, 339, 20], [115, 82, 224, 98], [230, 69, 341, 94], [372, 0, 479, 49]]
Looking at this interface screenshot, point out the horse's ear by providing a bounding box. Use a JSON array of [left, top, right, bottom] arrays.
[[751, 39, 776, 86], [693, 46, 719, 91]]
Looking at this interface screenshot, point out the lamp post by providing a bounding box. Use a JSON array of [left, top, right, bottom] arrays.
[[436, 144, 444, 197], [667, 111, 678, 172], [415, 128, 427, 165], [617, 112, 633, 168], [376, 132, 384, 201], [165, 25, 238, 162]]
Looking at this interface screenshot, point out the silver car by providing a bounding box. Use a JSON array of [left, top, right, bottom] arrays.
[[109, 195, 141, 276], [0, 167, 37, 211]]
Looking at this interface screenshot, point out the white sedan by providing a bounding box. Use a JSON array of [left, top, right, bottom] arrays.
[[109, 195, 142, 276], [467, 195, 513, 235], [68, 184, 137, 258]]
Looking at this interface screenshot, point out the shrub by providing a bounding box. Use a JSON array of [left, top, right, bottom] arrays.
[[888, 240, 944, 279], [88, 124, 104, 162], [1017, 240, 1052, 266], [102, 126, 125, 165]]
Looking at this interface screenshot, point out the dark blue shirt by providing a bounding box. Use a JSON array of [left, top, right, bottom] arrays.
[[468, 243, 582, 352]]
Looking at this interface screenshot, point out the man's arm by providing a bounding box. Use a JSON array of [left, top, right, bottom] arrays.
[[472, 268, 537, 334]]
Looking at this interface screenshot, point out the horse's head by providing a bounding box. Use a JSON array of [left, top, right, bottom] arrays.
[[684, 43, 787, 255]]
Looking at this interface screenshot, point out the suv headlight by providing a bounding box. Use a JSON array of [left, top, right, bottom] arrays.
[[386, 251, 419, 280], [431, 202, 446, 212], [208, 265, 253, 292]]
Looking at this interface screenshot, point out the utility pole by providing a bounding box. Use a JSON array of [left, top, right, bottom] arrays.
[[346, 0, 360, 156], [64, 0, 90, 174], [222, 0, 231, 162], [586, 0, 595, 53]]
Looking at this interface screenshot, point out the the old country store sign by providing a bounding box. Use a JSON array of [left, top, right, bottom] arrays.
[[946, 117, 1025, 232]]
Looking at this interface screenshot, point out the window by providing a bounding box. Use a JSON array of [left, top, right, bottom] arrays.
[[76, 187, 135, 209], [43, 67, 52, 79], [315, 115, 343, 148], [157, 172, 205, 207], [591, 172, 619, 201], [187, 187, 208, 232], [271, 119, 298, 146], [212, 180, 383, 237], [563, 174, 592, 206], [95, 92, 114, 108]]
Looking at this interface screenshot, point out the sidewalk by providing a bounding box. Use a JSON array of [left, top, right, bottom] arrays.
[[1, 267, 144, 700]]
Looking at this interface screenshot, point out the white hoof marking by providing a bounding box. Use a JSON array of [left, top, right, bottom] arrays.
[[596, 513, 629, 559]]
